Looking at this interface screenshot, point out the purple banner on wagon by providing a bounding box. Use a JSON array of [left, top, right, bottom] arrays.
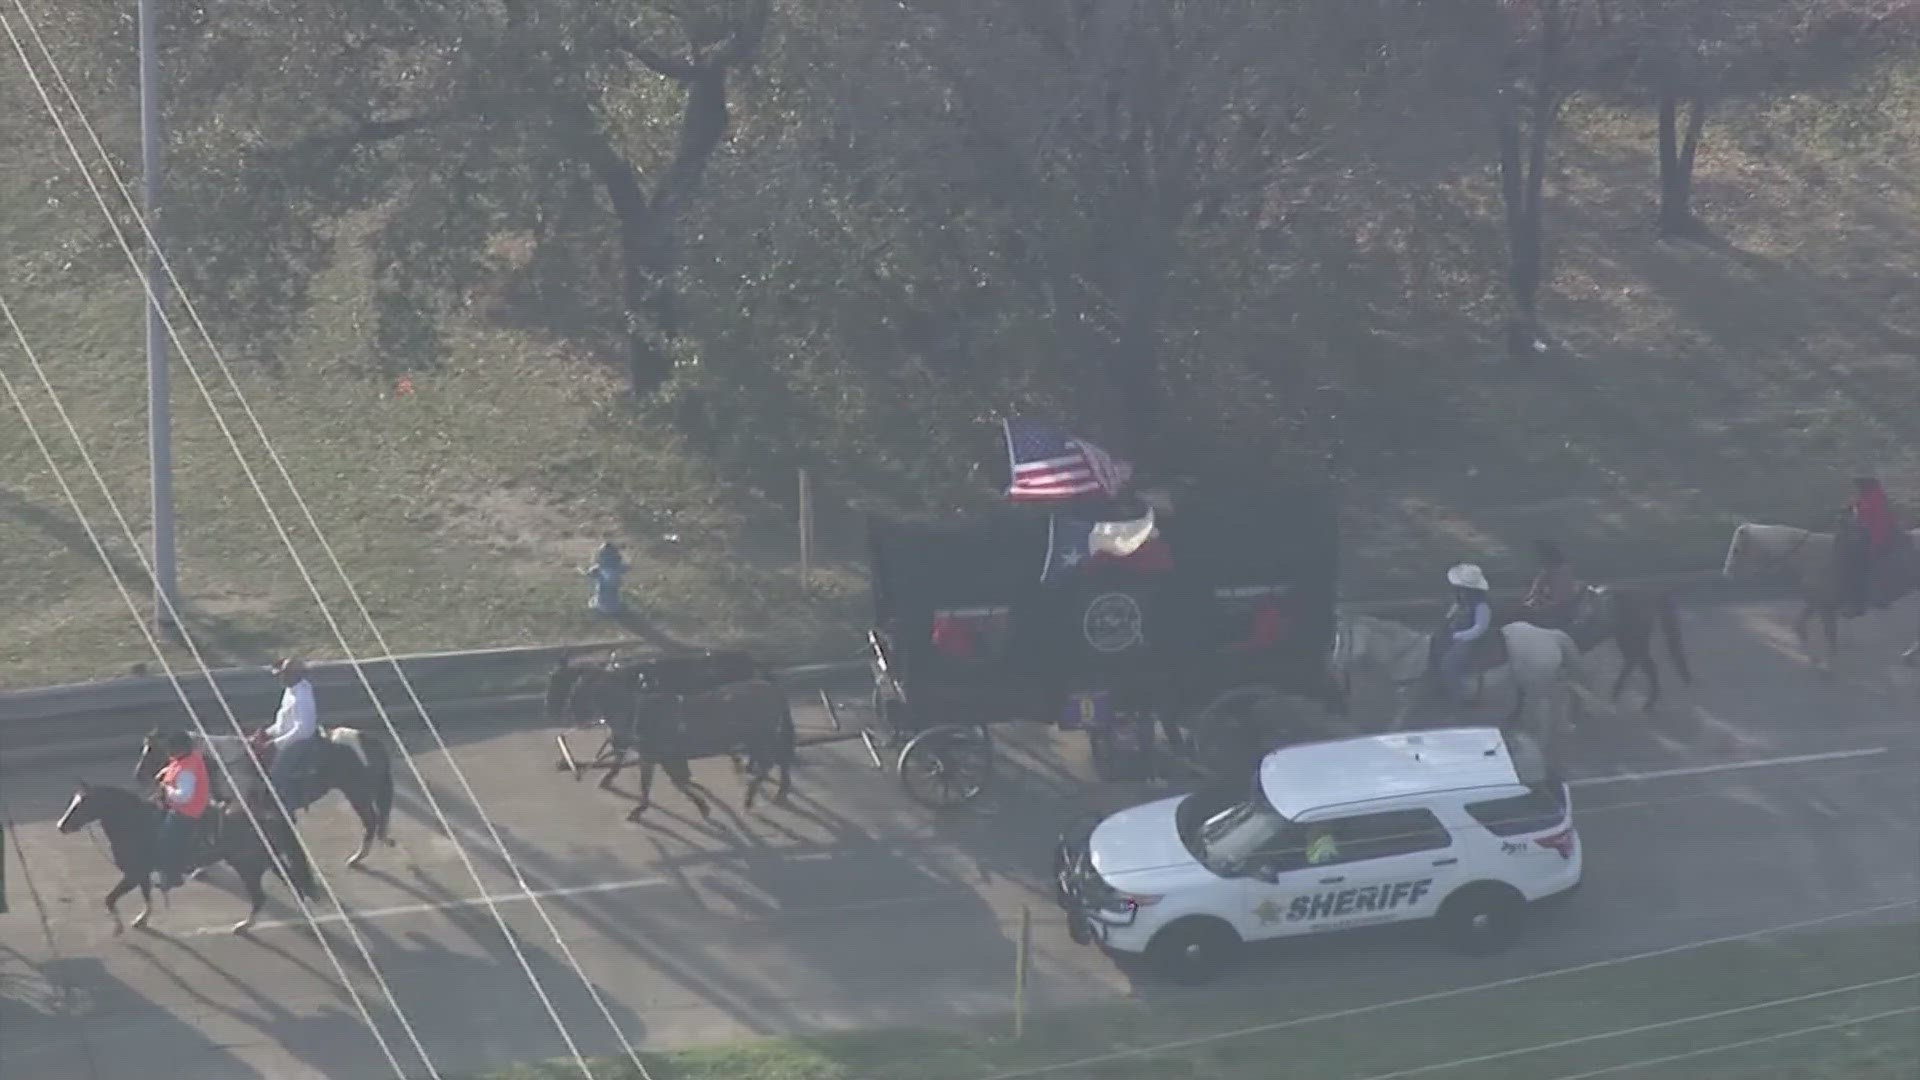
[[1060, 688, 1113, 731]]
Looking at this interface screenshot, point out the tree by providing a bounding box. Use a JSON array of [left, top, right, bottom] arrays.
[[160, 0, 769, 395], [1585, 1, 1803, 237], [810, 0, 1380, 463], [1582, 1, 1920, 238], [1493, 0, 1583, 359]]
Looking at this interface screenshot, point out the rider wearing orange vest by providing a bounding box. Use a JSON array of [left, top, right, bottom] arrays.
[[154, 731, 210, 890]]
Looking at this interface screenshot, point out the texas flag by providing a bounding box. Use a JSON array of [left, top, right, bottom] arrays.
[[1041, 506, 1173, 584]]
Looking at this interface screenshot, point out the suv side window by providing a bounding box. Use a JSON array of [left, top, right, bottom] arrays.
[[1311, 809, 1453, 866], [1464, 784, 1568, 837]]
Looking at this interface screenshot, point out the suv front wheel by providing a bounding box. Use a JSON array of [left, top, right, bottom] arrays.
[[1146, 918, 1240, 986], [1439, 884, 1525, 956]]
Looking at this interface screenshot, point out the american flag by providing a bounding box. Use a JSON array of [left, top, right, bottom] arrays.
[[1002, 418, 1133, 502]]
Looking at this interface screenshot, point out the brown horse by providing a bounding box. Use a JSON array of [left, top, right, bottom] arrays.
[[1723, 523, 1920, 676], [1549, 585, 1694, 709]]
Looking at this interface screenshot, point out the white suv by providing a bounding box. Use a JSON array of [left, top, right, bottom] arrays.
[[1054, 726, 1580, 984]]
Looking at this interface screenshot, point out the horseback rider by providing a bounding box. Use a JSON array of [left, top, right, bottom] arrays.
[[153, 731, 209, 890], [1520, 539, 1581, 630], [260, 656, 319, 810], [1838, 473, 1902, 617], [1439, 564, 1494, 707]]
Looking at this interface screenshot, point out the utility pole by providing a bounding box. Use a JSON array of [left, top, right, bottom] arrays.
[[140, 0, 177, 631]]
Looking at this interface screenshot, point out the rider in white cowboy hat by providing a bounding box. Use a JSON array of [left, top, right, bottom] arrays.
[[1440, 564, 1493, 706], [261, 657, 320, 810]]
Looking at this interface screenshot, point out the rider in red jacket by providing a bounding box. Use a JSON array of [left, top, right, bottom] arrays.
[[1840, 474, 1902, 615]]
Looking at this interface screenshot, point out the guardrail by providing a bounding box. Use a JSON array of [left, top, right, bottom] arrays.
[[0, 641, 871, 748]]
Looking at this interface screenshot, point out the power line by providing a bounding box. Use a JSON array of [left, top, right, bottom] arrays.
[[969, 897, 1919, 1080], [3, 3, 649, 1074], [0, 290, 431, 1080], [1344, 972, 1920, 1080], [1543, 1004, 1920, 1080]]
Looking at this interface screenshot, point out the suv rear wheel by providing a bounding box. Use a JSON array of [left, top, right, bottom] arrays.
[[1439, 884, 1525, 956], [1146, 918, 1239, 985]]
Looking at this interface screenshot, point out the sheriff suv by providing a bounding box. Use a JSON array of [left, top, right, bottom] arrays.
[[1054, 726, 1580, 984]]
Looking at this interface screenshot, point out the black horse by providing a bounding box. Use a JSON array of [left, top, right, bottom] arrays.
[[1559, 585, 1695, 709], [56, 781, 318, 934], [550, 661, 795, 821], [135, 727, 395, 868]]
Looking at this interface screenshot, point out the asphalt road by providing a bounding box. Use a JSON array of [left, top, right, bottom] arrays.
[[3, 598, 1916, 1080]]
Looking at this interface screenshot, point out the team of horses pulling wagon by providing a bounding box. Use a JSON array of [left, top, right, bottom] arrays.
[[545, 480, 1355, 815]]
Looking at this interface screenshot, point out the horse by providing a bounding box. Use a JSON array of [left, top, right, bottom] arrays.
[[1545, 584, 1694, 709], [56, 781, 318, 934], [558, 663, 795, 821], [1722, 523, 1920, 675], [1329, 611, 1586, 744], [135, 726, 394, 868]]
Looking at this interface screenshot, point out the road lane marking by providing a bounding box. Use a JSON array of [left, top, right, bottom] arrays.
[[179, 874, 673, 937], [1570, 746, 1889, 789], [976, 896, 1920, 1080]]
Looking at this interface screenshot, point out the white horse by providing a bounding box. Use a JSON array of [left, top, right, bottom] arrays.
[[1722, 523, 1920, 675], [1329, 611, 1587, 744]]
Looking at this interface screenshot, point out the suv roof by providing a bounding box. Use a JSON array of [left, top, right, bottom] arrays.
[[1258, 727, 1525, 820]]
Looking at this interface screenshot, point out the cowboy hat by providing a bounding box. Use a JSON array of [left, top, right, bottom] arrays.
[[1446, 564, 1490, 592], [269, 656, 309, 678]]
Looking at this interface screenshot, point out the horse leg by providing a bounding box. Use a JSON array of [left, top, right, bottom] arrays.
[[743, 758, 766, 810], [773, 750, 794, 806], [1820, 608, 1839, 679], [598, 745, 627, 791], [346, 786, 378, 869], [1502, 685, 1527, 732], [1388, 687, 1415, 732], [1609, 655, 1635, 703], [105, 875, 139, 935], [627, 759, 654, 820], [232, 858, 268, 934], [672, 772, 713, 821]]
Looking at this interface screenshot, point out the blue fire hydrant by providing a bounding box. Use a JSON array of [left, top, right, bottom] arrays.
[[584, 542, 629, 615]]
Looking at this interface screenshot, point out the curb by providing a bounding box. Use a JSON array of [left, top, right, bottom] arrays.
[[0, 565, 1789, 740]]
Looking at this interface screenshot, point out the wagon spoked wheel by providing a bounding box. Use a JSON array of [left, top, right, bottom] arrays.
[[897, 724, 994, 809]]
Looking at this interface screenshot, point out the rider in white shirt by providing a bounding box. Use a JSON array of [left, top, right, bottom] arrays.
[[263, 657, 319, 807]]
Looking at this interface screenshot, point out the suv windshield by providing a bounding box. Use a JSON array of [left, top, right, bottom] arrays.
[[1188, 790, 1292, 871]]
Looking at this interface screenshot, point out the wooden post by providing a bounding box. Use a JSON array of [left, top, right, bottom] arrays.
[[1014, 904, 1031, 1038], [797, 467, 812, 589]]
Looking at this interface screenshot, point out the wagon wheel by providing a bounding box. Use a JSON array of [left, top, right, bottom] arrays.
[[897, 724, 994, 809]]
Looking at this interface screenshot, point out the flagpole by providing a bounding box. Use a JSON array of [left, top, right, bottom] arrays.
[[1000, 417, 1019, 497], [1040, 513, 1057, 583]]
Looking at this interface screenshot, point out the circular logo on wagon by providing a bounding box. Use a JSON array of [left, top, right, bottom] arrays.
[[1083, 592, 1145, 653]]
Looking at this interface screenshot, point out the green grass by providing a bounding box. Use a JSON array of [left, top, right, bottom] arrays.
[[6, 57, 1920, 688], [456, 921, 1920, 1080]]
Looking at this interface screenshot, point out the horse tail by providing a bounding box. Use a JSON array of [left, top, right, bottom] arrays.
[[1658, 592, 1693, 684], [545, 663, 577, 723], [265, 814, 319, 901]]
